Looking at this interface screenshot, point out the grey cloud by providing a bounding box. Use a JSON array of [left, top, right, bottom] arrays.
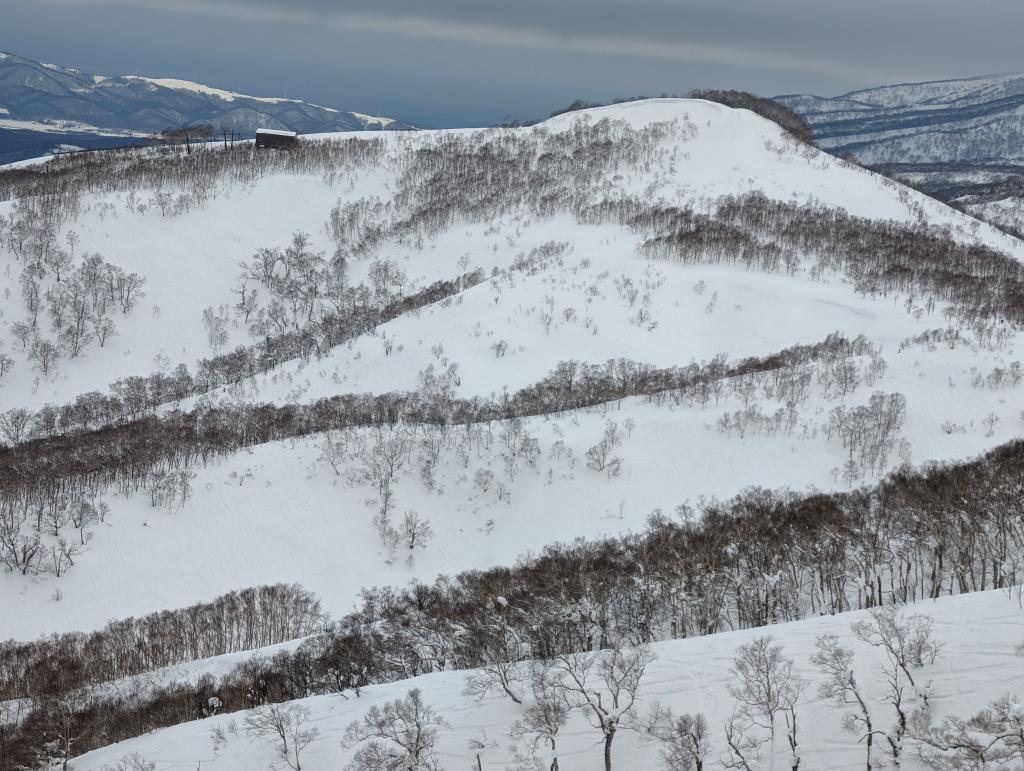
[[65, 0, 909, 82], [6, 0, 1024, 127]]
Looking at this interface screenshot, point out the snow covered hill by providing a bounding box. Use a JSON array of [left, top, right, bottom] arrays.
[[1, 98, 1023, 769]]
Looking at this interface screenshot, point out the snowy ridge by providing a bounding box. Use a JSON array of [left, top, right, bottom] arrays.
[[778, 71, 1024, 271], [122, 75, 345, 114], [0, 117, 149, 137], [841, 72, 1024, 109]]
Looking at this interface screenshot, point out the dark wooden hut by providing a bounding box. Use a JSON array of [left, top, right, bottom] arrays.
[[254, 129, 298, 149]]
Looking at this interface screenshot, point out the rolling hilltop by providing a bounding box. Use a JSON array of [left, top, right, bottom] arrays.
[[0, 99, 1022, 769]]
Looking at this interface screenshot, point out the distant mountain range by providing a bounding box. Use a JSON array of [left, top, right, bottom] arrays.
[[777, 73, 1024, 239], [0, 51, 413, 164], [776, 73, 1024, 166]]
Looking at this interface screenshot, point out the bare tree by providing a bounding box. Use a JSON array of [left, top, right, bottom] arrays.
[[473, 468, 496, 494], [201, 305, 231, 353], [46, 249, 73, 283], [645, 702, 711, 771], [877, 645, 912, 769], [586, 420, 624, 476], [245, 702, 320, 771], [511, 663, 571, 771], [723, 705, 763, 771], [811, 634, 875, 771], [400, 510, 434, 551], [548, 642, 652, 771], [93, 315, 117, 347], [30, 338, 59, 376], [10, 321, 34, 350], [462, 610, 527, 706], [342, 688, 448, 771], [851, 607, 943, 689], [914, 693, 1024, 769], [841, 609, 942, 768], [728, 636, 806, 770], [0, 408, 32, 445], [364, 425, 411, 522]]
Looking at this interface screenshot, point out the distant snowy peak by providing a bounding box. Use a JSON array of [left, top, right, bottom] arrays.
[[0, 50, 414, 163], [350, 111, 396, 128], [121, 77, 398, 128], [121, 75, 327, 112], [120, 75, 293, 105]]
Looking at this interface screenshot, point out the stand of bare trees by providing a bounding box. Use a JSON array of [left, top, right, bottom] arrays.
[[0, 583, 321, 703]]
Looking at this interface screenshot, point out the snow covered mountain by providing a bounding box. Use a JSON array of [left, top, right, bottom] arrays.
[[0, 51, 413, 164], [1, 98, 1022, 770]]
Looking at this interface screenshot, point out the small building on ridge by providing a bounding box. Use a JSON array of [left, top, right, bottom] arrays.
[[255, 129, 298, 149]]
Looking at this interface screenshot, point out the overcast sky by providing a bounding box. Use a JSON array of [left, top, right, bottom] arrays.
[[4, 0, 1023, 127]]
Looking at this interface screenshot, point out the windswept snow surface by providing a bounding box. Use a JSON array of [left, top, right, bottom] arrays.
[[73, 589, 1024, 770], [2, 99, 1024, 642]]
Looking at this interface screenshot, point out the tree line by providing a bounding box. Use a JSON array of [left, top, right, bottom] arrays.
[[0, 583, 321, 703]]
